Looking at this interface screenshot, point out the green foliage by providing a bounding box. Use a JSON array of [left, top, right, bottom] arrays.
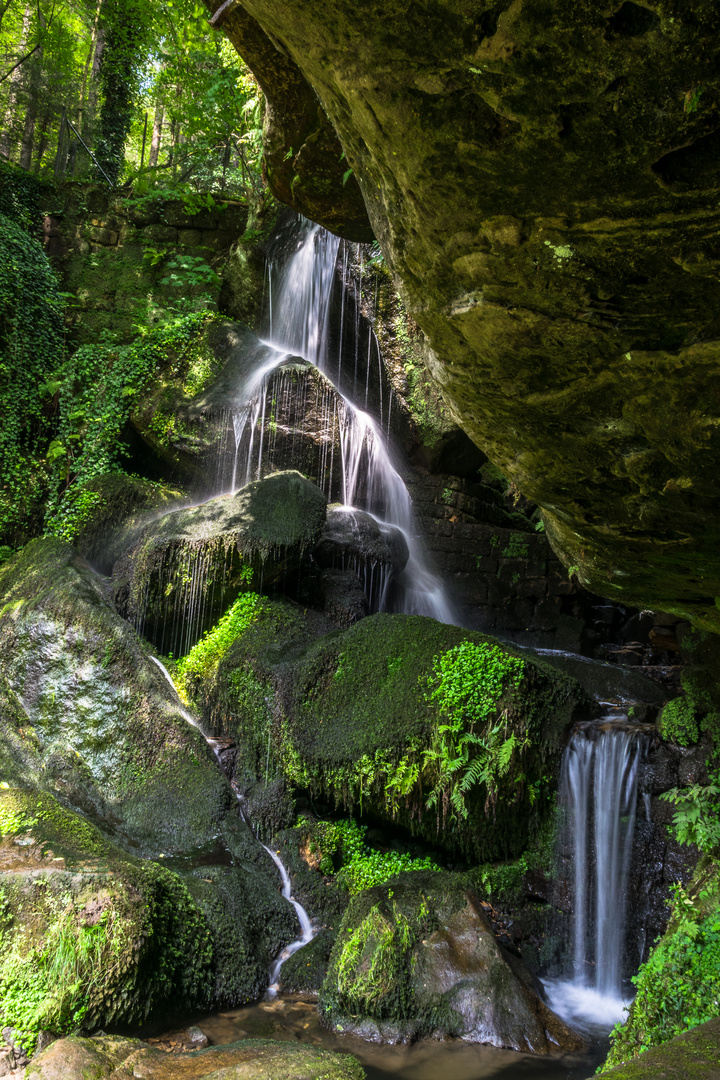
[[334, 902, 414, 1014], [95, 0, 152, 184], [603, 870, 720, 1069], [44, 310, 211, 541], [421, 642, 527, 823], [157, 252, 220, 294], [0, 214, 65, 545], [502, 535, 530, 559], [301, 818, 439, 895], [176, 588, 262, 692], [659, 697, 700, 747], [660, 784, 720, 855]]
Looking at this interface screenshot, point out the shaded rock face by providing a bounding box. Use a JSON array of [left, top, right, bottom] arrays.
[[320, 872, 584, 1053], [214, 0, 720, 631], [314, 507, 409, 612], [26, 1034, 366, 1080], [113, 471, 327, 652]]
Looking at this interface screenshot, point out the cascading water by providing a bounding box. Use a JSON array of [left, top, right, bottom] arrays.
[[546, 725, 644, 1027], [228, 217, 458, 623], [150, 655, 314, 992]]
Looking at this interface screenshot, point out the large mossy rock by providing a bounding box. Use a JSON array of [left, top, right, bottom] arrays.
[[114, 471, 327, 650], [0, 538, 229, 853], [319, 871, 583, 1052], [595, 1018, 720, 1080], [26, 1033, 366, 1079], [72, 472, 186, 575], [211, 0, 720, 631], [0, 789, 296, 1053], [194, 607, 591, 861], [0, 540, 300, 1043]]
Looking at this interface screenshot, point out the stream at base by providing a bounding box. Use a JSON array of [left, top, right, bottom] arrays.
[[155, 994, 612, 1080]]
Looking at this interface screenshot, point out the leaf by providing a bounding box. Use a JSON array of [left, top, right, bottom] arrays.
[[342, 167, 354, 186]]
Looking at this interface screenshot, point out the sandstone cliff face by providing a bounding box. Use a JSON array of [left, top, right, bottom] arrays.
[[210, 0, 720, 630]]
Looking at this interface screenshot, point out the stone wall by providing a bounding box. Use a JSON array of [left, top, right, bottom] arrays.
[[407, 471, 589, 650], [42, 183, 254, 343]]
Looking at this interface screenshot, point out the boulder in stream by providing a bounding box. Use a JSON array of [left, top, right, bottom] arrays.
[[320, 871, 584, 1052]]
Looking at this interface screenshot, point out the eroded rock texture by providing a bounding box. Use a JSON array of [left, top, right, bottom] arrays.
[[211, 0, 720, 630]]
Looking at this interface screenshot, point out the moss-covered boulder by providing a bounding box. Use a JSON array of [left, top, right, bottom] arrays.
[[194, 607, 591, 862], [210, 0, 720, 631], [26, 1033, 366, 1079], [595, 1018, 720, 1080], [0, 538, 229, 854], [320, 871, 583, 1052], [72, 472, 186, 575], [114, 471, 327, 651], [0, 789, 296, 1056]]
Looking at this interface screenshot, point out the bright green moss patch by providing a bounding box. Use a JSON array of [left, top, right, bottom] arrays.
[[659, 698, 700, 747], [176, 589, 263, 697], [299, 818, 439, 894]]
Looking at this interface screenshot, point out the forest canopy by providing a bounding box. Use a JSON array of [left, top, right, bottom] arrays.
[[0, 0, 264, 193]]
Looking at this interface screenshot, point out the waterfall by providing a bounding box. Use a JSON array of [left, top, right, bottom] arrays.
[[150, 655, 315, 994], [228, 218, 458, 624], [550, 728, 643, 1018]]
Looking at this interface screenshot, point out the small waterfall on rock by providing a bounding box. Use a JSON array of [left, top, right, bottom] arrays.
[[547, 725, 644, 1026], [227, 218, 458, 623], [150, 655, 314, 994]]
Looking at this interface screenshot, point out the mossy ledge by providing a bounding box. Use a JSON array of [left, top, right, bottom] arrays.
[[193, 606, 592, 862]]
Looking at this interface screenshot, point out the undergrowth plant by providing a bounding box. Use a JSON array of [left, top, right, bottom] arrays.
[[300, 818, 439, 895], [603, 871, 720, 1069], [44, 310, 212, 542], [175, 585, 261, 697], [387, 642, 528, 825]]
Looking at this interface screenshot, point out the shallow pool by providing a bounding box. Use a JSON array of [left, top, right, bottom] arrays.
[[154, 991, 614, 1080]]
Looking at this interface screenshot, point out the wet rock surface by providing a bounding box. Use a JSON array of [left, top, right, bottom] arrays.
[[320, 872, 584, 1053], [113, 470, 327, 650], [25, 1034, 366, 1080]]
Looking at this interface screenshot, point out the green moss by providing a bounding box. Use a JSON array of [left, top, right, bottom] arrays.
[[177, 590, 263, 696], [298, 818, 439, 895], [0, 789, 217, 1051], [603, 860, 720, 1071], [659, 698, 700, 747]]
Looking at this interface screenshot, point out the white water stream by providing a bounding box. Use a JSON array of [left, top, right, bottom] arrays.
[[228, 218, 458, 624], [545, 726, 643, 1029], [150, 655, 314, 991]]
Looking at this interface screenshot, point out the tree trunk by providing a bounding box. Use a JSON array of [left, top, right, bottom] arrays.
[[148, 99, 163, 167], [32, 101, 53, 170], [0, 2, 32, 160], [18, 10, 44, 169]]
